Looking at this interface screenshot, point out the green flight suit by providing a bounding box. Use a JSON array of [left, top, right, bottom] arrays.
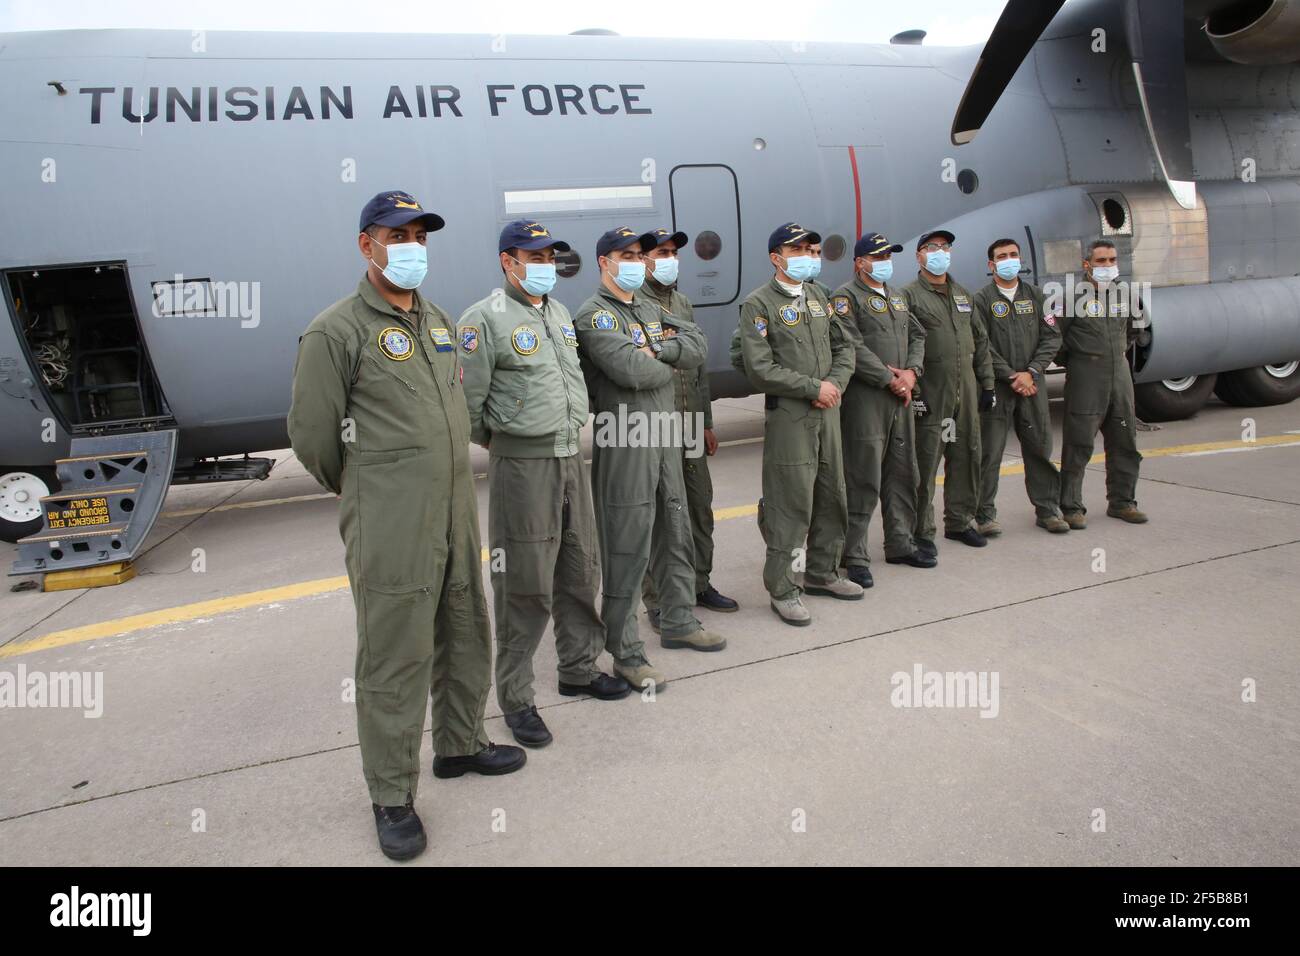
[[737, 278, 855, 600], [831, 277, 926, 563], [972, 279, 1064, 523], [639, 278, 716, 607], [576, 285, 710, 663], [902, 272, 994, 546], [1058, 282, 1143, 514], [288, 276, 490, 808], [458, 281, 602, 714]]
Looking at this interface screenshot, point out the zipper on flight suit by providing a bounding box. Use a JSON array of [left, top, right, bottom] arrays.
[[541, 301, 577, 448]]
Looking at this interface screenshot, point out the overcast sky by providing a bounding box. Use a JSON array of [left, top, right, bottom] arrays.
[[0, 0, 1007, 46]]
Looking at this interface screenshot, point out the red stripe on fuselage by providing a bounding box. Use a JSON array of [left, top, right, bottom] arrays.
[[848, 145, 862, 241]]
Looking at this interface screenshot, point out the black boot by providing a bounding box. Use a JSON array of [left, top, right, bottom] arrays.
[[504, 705, 553, 748], [372, 798, 427, 861], [558, 672, 631, 700], [696, 586, 739, 611], [433, 742, 527, 779], [846, 566, 874, 589]]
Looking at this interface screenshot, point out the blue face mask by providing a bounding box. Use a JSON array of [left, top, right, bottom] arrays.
[[609, 259, 646, 291], [512, 257, 557, 297], [782, 255, 817, 283], [924, 250, 951, 276], [373, 240, 428, 290], [867, 259, 893, 283], [807, 257, 822, 279], [995, 258, 1021, 281], [651, 257, 679, 286]]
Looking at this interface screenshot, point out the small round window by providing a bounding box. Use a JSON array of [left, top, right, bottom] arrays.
[[694, 230, 722, 261], [822, 234, 846, 261], [957, 168, 979, 194], [555, 249, 582, 278]]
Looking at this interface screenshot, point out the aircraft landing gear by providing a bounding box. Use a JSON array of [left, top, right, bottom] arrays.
[[0, 467, 59, 544]]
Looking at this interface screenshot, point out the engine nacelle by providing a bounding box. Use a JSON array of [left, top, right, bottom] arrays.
[[1204, 0, 1300, 64]]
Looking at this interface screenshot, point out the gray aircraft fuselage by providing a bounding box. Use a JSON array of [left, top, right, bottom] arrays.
[[2, 17, 1298, 468]]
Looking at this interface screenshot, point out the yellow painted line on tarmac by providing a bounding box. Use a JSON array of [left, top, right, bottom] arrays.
[[0, 576, 350, 661], [4, 433, 1297, 662]]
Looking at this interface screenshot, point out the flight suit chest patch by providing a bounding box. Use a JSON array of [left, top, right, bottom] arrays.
[[808, 299, 826, 317], [512, 325, 540, 355], [1085, 300, 1104, 317], [991, 300, 1011, 318], [644, 320, 663, 342], [953, 294, 972, 313], [1014, 299, 1035, 315], [592, 310, 619, 331], [377, 327, 415, 361], [889, 295, 907, 312], [867, 295, 888, 314], [559, 323, 578, 346], [429, 327, 454, 352], [779, 304, 800, 326]]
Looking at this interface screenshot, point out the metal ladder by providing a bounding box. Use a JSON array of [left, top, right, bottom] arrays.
[[9, 429, 177, 577]]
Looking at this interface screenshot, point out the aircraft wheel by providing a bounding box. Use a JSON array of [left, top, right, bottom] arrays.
[[1134, 374, 1218, 422], [0, 467, 58, 544], [1213, 361, 1300, 407]]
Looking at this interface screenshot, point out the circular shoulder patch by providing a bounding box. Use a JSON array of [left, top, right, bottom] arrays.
[[512, 325, 540, 355], [377, 327, 414, 361], [779, 304, 800, 326], [990, 300, 1010, 318], [867, 295, 888, 313], [592, 310, 618, 331]]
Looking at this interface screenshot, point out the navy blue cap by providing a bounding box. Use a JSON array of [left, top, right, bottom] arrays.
[[916, 229, 956, 251], [359, 190, 445, 233], [768, 222, 821, 253], [498, 219, 571, 254], [596, 226, 655, 259], [645, 227, 689, 250], [854, 232, 904, 258]]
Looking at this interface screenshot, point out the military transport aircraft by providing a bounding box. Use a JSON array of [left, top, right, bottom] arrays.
[[1, 0, 1297, 579]]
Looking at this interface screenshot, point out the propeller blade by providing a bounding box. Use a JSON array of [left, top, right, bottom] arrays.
[[950, 0, 1067, 145], [1126, 0, 1197, 207]]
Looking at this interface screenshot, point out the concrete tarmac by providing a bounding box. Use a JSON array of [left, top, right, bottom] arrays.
[[1, 386, 1297, 865]]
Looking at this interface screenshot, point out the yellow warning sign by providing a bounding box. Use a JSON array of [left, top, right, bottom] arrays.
[[45, 497, 112, 530]]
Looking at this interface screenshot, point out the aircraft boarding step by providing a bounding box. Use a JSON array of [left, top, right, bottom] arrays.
[[9, 429, 178, 578]]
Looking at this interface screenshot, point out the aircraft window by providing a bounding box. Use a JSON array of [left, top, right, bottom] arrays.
[[957, 169, 979, 194], [555, 249, 581, 278], [823, 235, 846, 261], [694, 231, 722, 261], [1103, 198, 1127, 230], [503, 184, 652, 215]]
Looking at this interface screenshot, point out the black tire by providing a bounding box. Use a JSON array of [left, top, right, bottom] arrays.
[[1213, 362, 1300, 407], [1134, 374, 1218, 422], [0, 466, 59, 544]]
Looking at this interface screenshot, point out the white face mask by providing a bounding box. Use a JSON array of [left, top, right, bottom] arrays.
[[1091, 265, 1119, 283]]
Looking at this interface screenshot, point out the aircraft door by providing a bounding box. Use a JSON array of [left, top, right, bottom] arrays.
[[669, 164, 741, 308]]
